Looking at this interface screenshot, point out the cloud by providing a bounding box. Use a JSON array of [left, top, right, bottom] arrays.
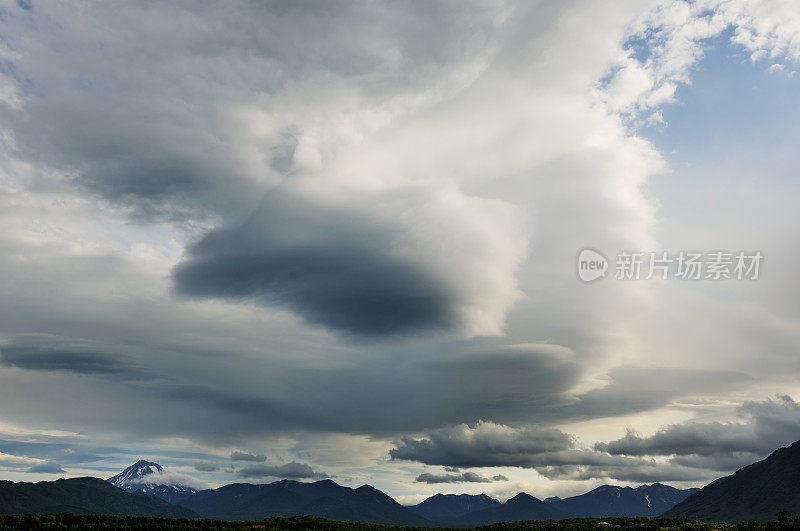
[[594, 395, 800, 471], [598, 0, 800, 121], [170, 173, 526, 337], [27, 461, 65, 474], [390, 420, 574, 468], [415, 471, 508, 484], [236, 461, 329, 480], [0, 336, 154, 381], [718, 0, 800, 63], [172, 190, 460, 336], [552, 366, 754, 422], [390, 420, 727, 482], [194, 462, 219, 472], [231, 451, 267, 462], [0, 0, 663, 448], [123, 469, 208, 491], [3, 0, 527, 339], [0, 2, 501, 223]]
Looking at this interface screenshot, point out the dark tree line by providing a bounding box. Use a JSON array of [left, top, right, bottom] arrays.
[[4, 513, 800, 531]]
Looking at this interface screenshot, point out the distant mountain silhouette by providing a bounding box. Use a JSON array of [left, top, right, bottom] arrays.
[[178, 478, 429, 526], [664, 439, 800, 521], [449, 492, 565, 525], [551, 483, 698, 517], [407, 493, 501, 522], [21, 450, 797, 526], [0, 477, 196, 518]]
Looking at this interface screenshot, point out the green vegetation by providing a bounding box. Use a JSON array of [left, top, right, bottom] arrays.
[[5, 513, 800, 531]]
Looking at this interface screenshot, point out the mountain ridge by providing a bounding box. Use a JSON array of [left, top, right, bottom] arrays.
[[0, 477, 196, 518], [663, 440, 800, 521], [407, 493, 501, 522], [550, 483, 698, 517], [178, 478, 430, 525], [448, 492, 565, 525]]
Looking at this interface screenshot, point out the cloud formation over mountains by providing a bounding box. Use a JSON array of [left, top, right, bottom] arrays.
[[0, 0, 799, 494]]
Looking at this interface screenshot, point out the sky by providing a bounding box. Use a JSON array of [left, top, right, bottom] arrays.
[[1, 0, 800, 504]]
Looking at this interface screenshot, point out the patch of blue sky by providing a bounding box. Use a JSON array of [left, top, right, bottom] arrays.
[[639, 28, 800, 255], [642, 28, 800, 181]]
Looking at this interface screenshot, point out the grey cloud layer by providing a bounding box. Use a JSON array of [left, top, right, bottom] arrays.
[[387, 421, 675, 482], [595, 396, 800, 470], [415, 471, 508, 484], [0, 336, 153, 381], [194, 462, 220, 472], [390, 421, 574, 468], [236, 462, 329, 480], [231, 451, 267, 463], [391, 396, 800, 482], [27, 462, 66, 474], [0, 333, 753, 442]]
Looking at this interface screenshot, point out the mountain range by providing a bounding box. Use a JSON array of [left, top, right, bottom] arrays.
[[3, 439, 800, 524], [106, 462, 693, 524], [103, 460, 700, 524], [178, 479, 429, 526]]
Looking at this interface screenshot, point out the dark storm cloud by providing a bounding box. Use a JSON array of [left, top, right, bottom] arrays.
[[172, 190, 455, 336], [231, 451, 267, 463], [236, 461, 329, 480], [594, 395, 800, 470], [0, 337, 153, 381], [415, 471, 508, 483], [27, 462, 66, 474], [194, 462, 220, 472]]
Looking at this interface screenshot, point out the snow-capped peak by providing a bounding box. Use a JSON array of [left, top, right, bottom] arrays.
[[107, 460, 199, 501], [108, 460, 164, 488]]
